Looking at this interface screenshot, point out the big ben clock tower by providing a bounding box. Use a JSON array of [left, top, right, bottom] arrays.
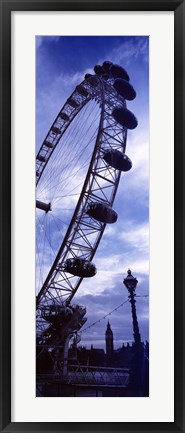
[[105, 321, 114, 365]]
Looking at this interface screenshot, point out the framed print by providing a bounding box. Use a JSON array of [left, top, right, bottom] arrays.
[[0, 0, 184, 431]]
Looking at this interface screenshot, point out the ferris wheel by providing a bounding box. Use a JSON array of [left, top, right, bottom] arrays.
[[36, 61, 137, 339]]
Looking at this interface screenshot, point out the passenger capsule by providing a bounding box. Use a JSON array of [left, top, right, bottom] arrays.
[[37, 155, 46, 162], [36, 200, 51, 213], [44, 140, 54, 148], [67, 98, 79, 108], [85, 73, 93, 80], [110, 64, 130, 81], [103, 150, 132, 171], [42, 305, 73, 323], [94, 65, 105, 75], [86, 202, 118, 223], [113, 78, 136, 101], [76, 85, 89, 97], [87, 75, 99, 87], [64, 258, 97, 278], [102, 61, 113, 72], [112, 107, 138, 130], [59, 112, 69, 121], [52, 126, 61, 134]]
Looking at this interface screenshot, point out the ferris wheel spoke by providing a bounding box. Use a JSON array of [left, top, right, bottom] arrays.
[[37, 103, 100, 197], [47, 122, 99, 200], [49, 212, 70, 227]]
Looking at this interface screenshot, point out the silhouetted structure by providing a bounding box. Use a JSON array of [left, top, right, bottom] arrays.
[[123, 269, 141, 344], [105, 321, 114, 365], [73, 319, 149, 397], [123, 269, 148, 394]]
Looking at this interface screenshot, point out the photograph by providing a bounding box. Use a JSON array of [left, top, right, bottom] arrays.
[[1, 0, 184, 429], [36, 35, 149, 397]]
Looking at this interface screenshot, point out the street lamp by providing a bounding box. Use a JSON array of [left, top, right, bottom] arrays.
[[123, 269, 141, 345], [123, 269, 147, 395]]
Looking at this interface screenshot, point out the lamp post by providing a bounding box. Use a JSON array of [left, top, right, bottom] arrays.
[[123, 269, 144, 395], [123, 269, 141, 345]]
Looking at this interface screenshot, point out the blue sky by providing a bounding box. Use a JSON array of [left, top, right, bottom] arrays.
[[36, 35, 149, 350]]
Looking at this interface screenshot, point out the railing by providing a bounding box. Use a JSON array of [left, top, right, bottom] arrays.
[[65, 365, 130, 386]]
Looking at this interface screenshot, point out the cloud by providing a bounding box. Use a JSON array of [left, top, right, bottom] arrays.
[[111, 37, 149, 67], [119, 222, 149, 249]]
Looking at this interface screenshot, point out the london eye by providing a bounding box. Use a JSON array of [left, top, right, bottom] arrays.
[[36, 61, 138, 348]]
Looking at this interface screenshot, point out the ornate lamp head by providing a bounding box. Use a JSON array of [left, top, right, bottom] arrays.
[[123, 269, 138, 292]]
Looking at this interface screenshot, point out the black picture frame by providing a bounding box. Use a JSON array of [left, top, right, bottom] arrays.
[[0, 0, 184, 431]]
